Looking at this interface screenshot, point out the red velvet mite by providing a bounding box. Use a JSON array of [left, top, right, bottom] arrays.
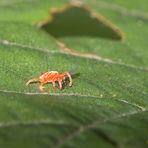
[[26, 71, 72, 91]]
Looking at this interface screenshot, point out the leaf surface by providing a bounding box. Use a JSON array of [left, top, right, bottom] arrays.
[[0, 0, 148, 148]]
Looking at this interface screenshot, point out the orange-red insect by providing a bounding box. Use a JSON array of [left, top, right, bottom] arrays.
[[26, 71, 72, 91]]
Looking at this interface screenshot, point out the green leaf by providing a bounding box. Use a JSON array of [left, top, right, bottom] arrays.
[[0, 0, 148, 148]]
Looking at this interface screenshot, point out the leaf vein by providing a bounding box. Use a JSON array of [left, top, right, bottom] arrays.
[[54, 109, 148, 148], [93, 1, 148, 21], [0, 39, 148, 72], [0, 89, 146, 111]]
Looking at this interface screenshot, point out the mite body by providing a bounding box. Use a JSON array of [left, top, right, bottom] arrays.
[[26, 71, 72, 91]]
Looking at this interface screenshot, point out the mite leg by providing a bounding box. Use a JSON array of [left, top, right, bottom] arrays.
[[39, 83, 45, 91], [58, 81, 62, 90], [52, 81, 56, 91], [52, 81, 56, 88], [66, 72, 73, 86], [26, 78, 39, 86]]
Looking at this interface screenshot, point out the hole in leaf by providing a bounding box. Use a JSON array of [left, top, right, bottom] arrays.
[[38, 4, 124, 41]]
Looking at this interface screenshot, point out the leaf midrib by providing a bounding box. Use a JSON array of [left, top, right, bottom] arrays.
[[0, 39, 148, 72]]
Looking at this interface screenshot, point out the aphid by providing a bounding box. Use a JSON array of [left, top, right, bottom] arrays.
[[26, 65, 79, 91]]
